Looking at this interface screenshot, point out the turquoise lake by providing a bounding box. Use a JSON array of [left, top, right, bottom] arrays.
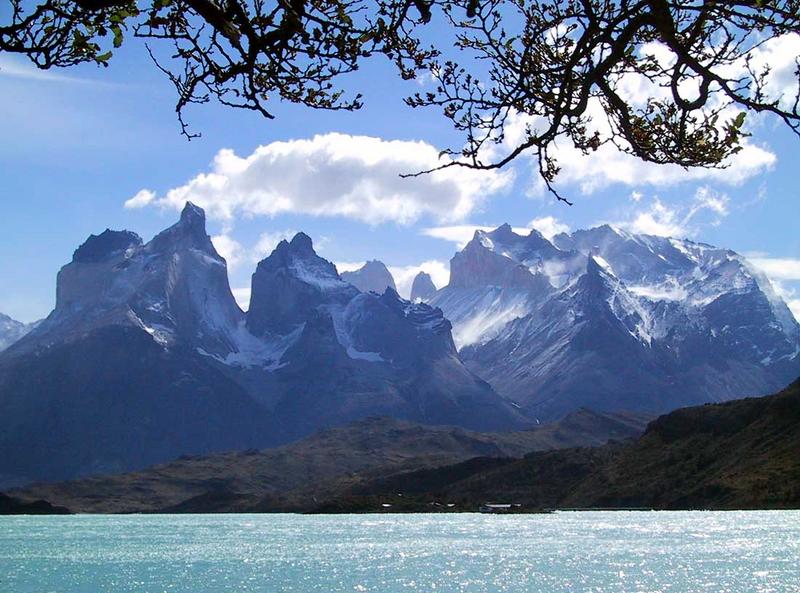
[[1, 511, 798, 593]]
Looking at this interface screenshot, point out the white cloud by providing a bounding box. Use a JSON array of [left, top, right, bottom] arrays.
[[388, 260, 450, 298], [231, 287, 251, 311], [691, 186, 729, 217], [210, 234, 245, 268], [504, 93, 776, 196], [527, 216, 570, 239], [552, 128, 773, 196], [212, 229, 299, 270], [125, 133, 513, 225], [335, 261, 366, 274], [124, 189, 156, 209], [735, 34, 800, 113], [748, 258, 800, 281], [788, 300, 800, 322], [0, 56, 99, 84], [621, 200, 686, 237], [615, 187, 730, 238], [252, 230, 298, 262]]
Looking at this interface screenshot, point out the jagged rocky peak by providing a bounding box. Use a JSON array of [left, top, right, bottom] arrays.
[[340, 260, 397, 294], [287, 231, 315, 254], [585, 253, 615, 277], [566, 255, 620, 311], [480, 223, 567, 263], [410, 271, 437, 301], [341, 287, 456, 368], [255, 232, 351, 290], [247, 232, 357, 336], [573, 255, 644, 325], [38, 202, 242, 357], [0, 313, 33, 352], [72, 229, 142, 263], [454, 222, 800, 420], [147, 201, 217, 254], [449, 226, 549, 290], [482, 222, 516, 244]]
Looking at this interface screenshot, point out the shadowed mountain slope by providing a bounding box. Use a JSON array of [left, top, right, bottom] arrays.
[[9, 410, 649, 513], [338, 378, 800, 510], [0, 205, 524, 487]]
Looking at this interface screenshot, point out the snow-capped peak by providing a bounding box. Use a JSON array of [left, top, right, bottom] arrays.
[[247, 232, 357, 335], [147, 201, 218, 256], [587, 254, 615, 276], [15, 202, 243, 358]]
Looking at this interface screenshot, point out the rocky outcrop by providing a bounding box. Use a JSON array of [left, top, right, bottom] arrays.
[[341, 260, 397, 294], [0, 313, 33, 352], [247, 232, 357, 336], [433, 223, 800, 420], [410, 271, 437, 301]]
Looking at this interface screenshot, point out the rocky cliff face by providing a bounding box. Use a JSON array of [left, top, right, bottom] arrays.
[[22, 203, 244, 359], [247, 233, 357, 336], [410, 271, 437, 302], [0, 204, 268, 486], [244, 236, 527, 441], [340, 260, 396, 294], [432, 224, 800, 420], [0, 204, 525, 486]]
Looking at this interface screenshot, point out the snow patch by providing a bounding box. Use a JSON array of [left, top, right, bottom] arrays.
[[198, 322, 303, 370], [329, 301, 386, 363], [290, 258, 349, 290], [346, 346, 385, 362], [629, 278, 688, 302]]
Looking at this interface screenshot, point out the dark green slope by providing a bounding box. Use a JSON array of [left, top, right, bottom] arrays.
[[335, 378, 800, 511], [566, 377, 800, 508]]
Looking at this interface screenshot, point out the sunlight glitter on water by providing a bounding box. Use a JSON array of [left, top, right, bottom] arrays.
[[1, 511, 798, 593]]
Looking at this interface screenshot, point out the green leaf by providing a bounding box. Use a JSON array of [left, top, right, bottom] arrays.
[[111, 24, 124, 48]]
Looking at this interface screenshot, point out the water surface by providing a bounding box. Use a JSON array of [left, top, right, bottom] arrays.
[[1, 511, 798, 592]]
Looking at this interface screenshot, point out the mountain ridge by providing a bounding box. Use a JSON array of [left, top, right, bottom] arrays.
[[333, 377, 800, 510], [8, 409, 651, 513], [0, 313, 34, 352], [0, 204, 525, 486], [430, 223, 800, 419]]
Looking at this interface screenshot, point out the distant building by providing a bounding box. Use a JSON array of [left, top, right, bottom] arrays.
[[479, 503, 519, 513]]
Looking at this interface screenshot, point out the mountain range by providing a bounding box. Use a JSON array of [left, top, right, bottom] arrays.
[[9, 409, 651, 513], [0, 204, 521, 486], [428, 224, 800, 419], [0, 203, 797, 487]]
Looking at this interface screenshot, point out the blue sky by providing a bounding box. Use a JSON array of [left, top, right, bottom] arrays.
[[1, 35, 799, 323]]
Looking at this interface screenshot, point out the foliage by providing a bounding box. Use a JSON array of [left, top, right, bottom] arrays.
[[2, 0, 799, 198]]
